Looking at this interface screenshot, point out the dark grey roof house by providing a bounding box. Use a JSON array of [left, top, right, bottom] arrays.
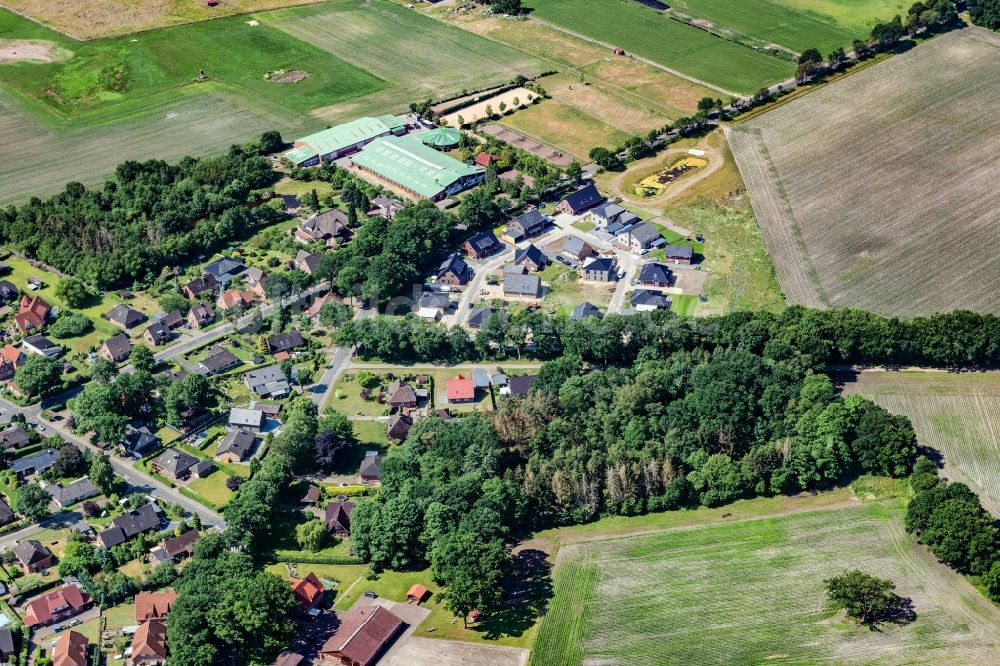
[[266, 330, 306, 355], [507, 375, 536, 397], [630, 289, 672, 310], [216, 428, 256, 461], [105, 304, 147, 330], [467, 307, 492, 329], [10, 448, 58, 478], [47, 477, 99, 508], [124, 424, 160, 457], [462, 231, 501, 260], [513, 244, 549, 272], [203, 257, 246, 284], [504, 273, 542, 298], [638, 262, 673, 287], [199, 345, 240, 375], [150, 448, 199, 480], [0, 426, 30, 451], [557, 182, 603, 215], [572, 302, 604, 320], [437, 254, 472, 286], [98, 503, 162, 548], [582, 256, 618, 282], [590, 202, 639, 228], [507, 209, 548, 238]]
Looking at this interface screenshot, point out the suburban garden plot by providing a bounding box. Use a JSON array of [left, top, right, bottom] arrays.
[[729, 28, 1000, 316], [530, 502, 1000, 666], [843, 370, 1000, 515]]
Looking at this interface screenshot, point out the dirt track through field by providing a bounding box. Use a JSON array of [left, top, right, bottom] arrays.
[[728, 28, 1000, 316]]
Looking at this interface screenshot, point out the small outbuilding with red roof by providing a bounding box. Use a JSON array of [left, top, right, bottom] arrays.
[[290, 572, 327, 611]]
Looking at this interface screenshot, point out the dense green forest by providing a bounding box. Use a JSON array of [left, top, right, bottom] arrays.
[[969, 0, 1000, 29], [0, 133, 282, 288]]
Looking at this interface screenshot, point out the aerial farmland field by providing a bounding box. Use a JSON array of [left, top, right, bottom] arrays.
[[843, 370, 1000, 515], [670, 0, 883, 53], [261, 0, 547, 123], [524, 0, 793, 95], [530, 500, 1000, 666], [729, 28, 1000, 316]]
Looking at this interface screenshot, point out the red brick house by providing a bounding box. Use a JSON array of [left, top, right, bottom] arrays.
[[318, 604, 404, 666], [13, 540, 52, 574], [13, 296, 52, 334], [23, 584, 93, 627]]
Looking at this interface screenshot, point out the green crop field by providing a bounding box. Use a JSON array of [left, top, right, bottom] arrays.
[[531, 501, 1000, 665], [843, 370, 1000, 516], [261, 0, 547, 123], [672, 0, 877, 53], [776, 0, 909, 31], [0, 8, 383, 121], [524, 0, 793, 94]]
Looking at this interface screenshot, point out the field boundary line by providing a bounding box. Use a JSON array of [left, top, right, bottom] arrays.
[[528, 16, 746, 99], [725, 125, 829, 307]]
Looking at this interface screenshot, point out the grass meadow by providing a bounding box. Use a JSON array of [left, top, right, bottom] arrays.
[[843, 370, 1000, 516], [530, 500, 1000, 665], [672, 0, 887, 53], [524, 0, 793, 94], [262, 0, 547, 123], [729, 28, 1000, 316]]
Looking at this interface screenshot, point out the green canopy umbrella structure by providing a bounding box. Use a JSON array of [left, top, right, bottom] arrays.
[[420, 127, 462, 149]]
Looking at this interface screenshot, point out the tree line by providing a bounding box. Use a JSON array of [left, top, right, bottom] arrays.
[[336, 306, 1000, 370]]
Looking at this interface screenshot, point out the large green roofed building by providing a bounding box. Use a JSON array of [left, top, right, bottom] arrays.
[[284, 114, 409, 167], [352, 135, 485, 201]]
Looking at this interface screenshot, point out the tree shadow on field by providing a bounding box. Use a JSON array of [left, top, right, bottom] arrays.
[[876, 596, 917, 631], [478, 548, 553, 640]]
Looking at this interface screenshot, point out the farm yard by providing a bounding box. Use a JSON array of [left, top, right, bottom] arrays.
[[842, 370, 1000, 515], [261, 0, 547, 123], [530, 499, 1000, 666], [728, 28, 1000, 316], [0, 0, 327, 39], [523, 0, 794, 94]]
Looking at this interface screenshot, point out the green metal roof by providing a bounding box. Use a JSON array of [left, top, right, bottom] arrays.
[[420, 127, 462, 147], [284, 115, 408, 162], [284, 146, 318, 164], [352, 135, 483, 199]]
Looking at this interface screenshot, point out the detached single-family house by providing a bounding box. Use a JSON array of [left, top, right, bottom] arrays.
[[368, 195, 404, 221], [305, 291, 339, 318], [187, 303, 215, 329], [216, 289, 255, 311], [135, 590, 176, 622], [216, 428, 256, 463], [386, 413, 413, 442], [160, 310, 184, 330], [446, 374, 475, 403], [143, 321, 173, 346], [13, 296, 53, 334], [556, 182, 603, 215], [52, 630, 89, 666], [162, 530, 199, 561], [106, 304, 147, 330], [294, 250, 324, 275], [97, 503, 163, 548], [245, 365, 290, 398], [198, 345, 239, 375], [513, 244, 549, 272], [386, 381, 417, 409], [359, 453, 383, 485], [295, 210, 352, 246], [572, 302, 604, 320], [617, 222, 661, 252], [630, 289, 672, 311], [551, 236, 596, 262], [0, 425, 30, 452], [582, 256, 618, 282], [506, 209, 548, 241], [0, 280, 18, 303], [181, 275, 219, 300], [131, 619, 168, 665], [506, 375, 536, 397], [23, 584, 93, 627], [150, 448, 199, 481], [124, 424, 160, 457], [100, 333, 132, 363], [589, 202, 639, 229], [266, 330, 305, 355], [22, 334, 61, 358], [437, 254, 472, 287], [290, 572, 327, 612], [46, 477, 99, 509], [415, 292, 451, 320], [504, 273, 541, 298], [14, 540, 52, 573], [325, 501, 354, 537], [10, 448, 58, 478], [317, 604, 404, 666], [664, 244, 695, 265], [638, 262, 673, 287], [203, 257, 246, 284], [467, 307, 492, 330], [462, 231, 501, 260], [229, 407, 265, 431]]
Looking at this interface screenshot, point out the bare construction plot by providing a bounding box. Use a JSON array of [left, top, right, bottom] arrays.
[[843, 369, 1000, 515], [480, 124, 574, 166], [729, 28, 1000, 316]]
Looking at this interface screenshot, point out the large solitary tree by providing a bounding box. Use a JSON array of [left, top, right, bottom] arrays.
[[824, 570, 903, 628]]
